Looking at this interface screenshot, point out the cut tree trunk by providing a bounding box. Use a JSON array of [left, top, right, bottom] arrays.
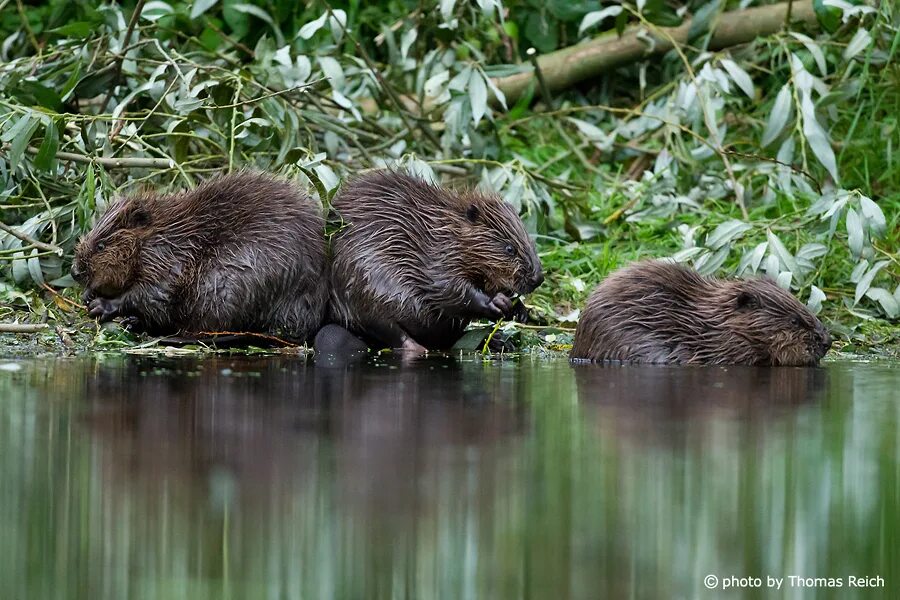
[[494, 0, 818, 106]]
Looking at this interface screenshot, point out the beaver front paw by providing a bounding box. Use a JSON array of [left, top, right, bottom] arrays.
[[87, 297, 122, 323], [120, 316, 146, 333], [487, 292, 513, 318]]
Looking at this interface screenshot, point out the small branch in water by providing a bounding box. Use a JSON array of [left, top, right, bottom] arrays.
[[196, 331, 300, 347], [0, 221, 63, 255], [0, 323, 50, 333]]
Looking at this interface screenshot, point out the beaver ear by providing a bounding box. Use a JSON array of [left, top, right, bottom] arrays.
[[129, 208, 151, 228], [737, 291, 760, 310], [466, 204, 480, 223]]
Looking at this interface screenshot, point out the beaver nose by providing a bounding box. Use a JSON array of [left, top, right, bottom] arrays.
[[530, 271, 545, 290], [820, 331, 833, 352], [70, 263, 83, 281]]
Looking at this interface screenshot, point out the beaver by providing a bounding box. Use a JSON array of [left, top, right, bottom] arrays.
[[570, 260, 832, 366], [327, 170, 544, 351], [313, 324, 369, 366], [71, 172, 327, 340]]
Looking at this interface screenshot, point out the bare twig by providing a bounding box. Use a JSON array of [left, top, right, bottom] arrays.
[[0, 221, 63, 255], [23, 146, 173, 169], [196, 331, 300, 347], [42, 283, 85, 310], [0, 323, 49, 333], [14, 0, 40, 53]]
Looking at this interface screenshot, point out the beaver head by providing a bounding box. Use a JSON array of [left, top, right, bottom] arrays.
[[712, 277, 832, 366], [454, 191, 544, 298], [71, 193, 155, 301]]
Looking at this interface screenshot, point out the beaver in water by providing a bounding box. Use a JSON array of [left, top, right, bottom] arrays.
[[327, 171, 544, 351], [71, 172, 327, 341], [570, 260, 832, 366]]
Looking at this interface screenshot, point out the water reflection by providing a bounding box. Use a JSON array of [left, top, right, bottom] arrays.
[[0, 357, 896, 599]]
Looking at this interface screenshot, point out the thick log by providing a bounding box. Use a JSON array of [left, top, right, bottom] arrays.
[[494, 1, 818, 105]]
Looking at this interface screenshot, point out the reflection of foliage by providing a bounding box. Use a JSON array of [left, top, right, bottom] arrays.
[[0, 0, 897, 340], [1, 359, 898, 596]]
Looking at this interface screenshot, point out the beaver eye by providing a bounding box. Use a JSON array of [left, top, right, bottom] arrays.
[[96, 242, 106, 251], [504, 244, 515, 256], [791, 315, 803, 327]]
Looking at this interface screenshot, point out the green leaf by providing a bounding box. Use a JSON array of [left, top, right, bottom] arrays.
[[578, 7, 622, 36], [17, 81, 64, 112], [1, 111, 34, 143], [141, 1, 175, 22], [766, 230, 799, 275], [813, 0, 841, 33], [73, 68, 117, 98], [49, 21, 96, 38], [855, 261, 889, 305], [452, 327, 493, 351], [27, 250, 45, 286], [469, 72, 488, 125], [799, 92, 839, 183], [687, 0, 722, 46], [507, 80, 534, 121], [705, 219, 751, 250], [33, 120, 59, 171], [524, 12, 558, 53], [846, 207, 864, 258], [859, 196, 886, 237], [614, 10, 628, 36], [761, 84, 792, 147], [232, 4, 284, 45], [191, 0, 219, 20], [6, 115, 41, 170], [60, 59, 84, 102], [865, 287, 899, 319], [807, 285, 826, 314]]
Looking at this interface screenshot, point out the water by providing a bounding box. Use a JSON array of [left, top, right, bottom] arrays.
[[0, 355, 897, 599]]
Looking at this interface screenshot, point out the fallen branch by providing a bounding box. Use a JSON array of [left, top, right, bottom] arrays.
[[0, 323, 50, 333], [0, 221, 63, 255], [24, 146, 174, 169], [494, 0, 818, 106]]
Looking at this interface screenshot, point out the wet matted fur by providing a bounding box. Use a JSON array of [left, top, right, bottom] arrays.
[[571, 260, 832, 366]]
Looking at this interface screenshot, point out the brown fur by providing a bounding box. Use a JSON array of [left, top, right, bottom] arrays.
[[570, 260, 832, 366], [71, 172, 327, 340], [327, 171, 544, 350]]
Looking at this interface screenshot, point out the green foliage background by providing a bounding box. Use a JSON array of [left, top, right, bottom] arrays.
[[0, 0, 897, 352]]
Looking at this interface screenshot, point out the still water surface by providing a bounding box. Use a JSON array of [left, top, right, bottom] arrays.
[[0, 355, 897, 599]]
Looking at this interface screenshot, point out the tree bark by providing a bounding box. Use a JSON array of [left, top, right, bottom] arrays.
[[494, 0, 818, 106]]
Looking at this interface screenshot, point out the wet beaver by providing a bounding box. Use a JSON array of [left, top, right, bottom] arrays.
[[313, 324, 369, 366], [327, 171, 544, 351], [570, 260, 832, 366], [71, 172, 327, 340]]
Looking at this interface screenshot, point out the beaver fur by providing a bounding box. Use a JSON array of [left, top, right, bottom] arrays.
[[570, 260, 832, 366], [327, 171, 544, 351], [71, 172, 326, 340]]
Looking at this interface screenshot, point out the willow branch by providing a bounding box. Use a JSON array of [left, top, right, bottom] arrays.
[[0, 221, 63, 255]]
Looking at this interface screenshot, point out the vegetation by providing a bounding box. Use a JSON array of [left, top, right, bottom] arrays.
[[0, 0, 896, 355]]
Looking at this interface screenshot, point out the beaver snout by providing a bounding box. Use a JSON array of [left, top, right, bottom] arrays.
[[70, 263, 86, 283], [816, 328, 833, 358], [521, 271, 544, 293]]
